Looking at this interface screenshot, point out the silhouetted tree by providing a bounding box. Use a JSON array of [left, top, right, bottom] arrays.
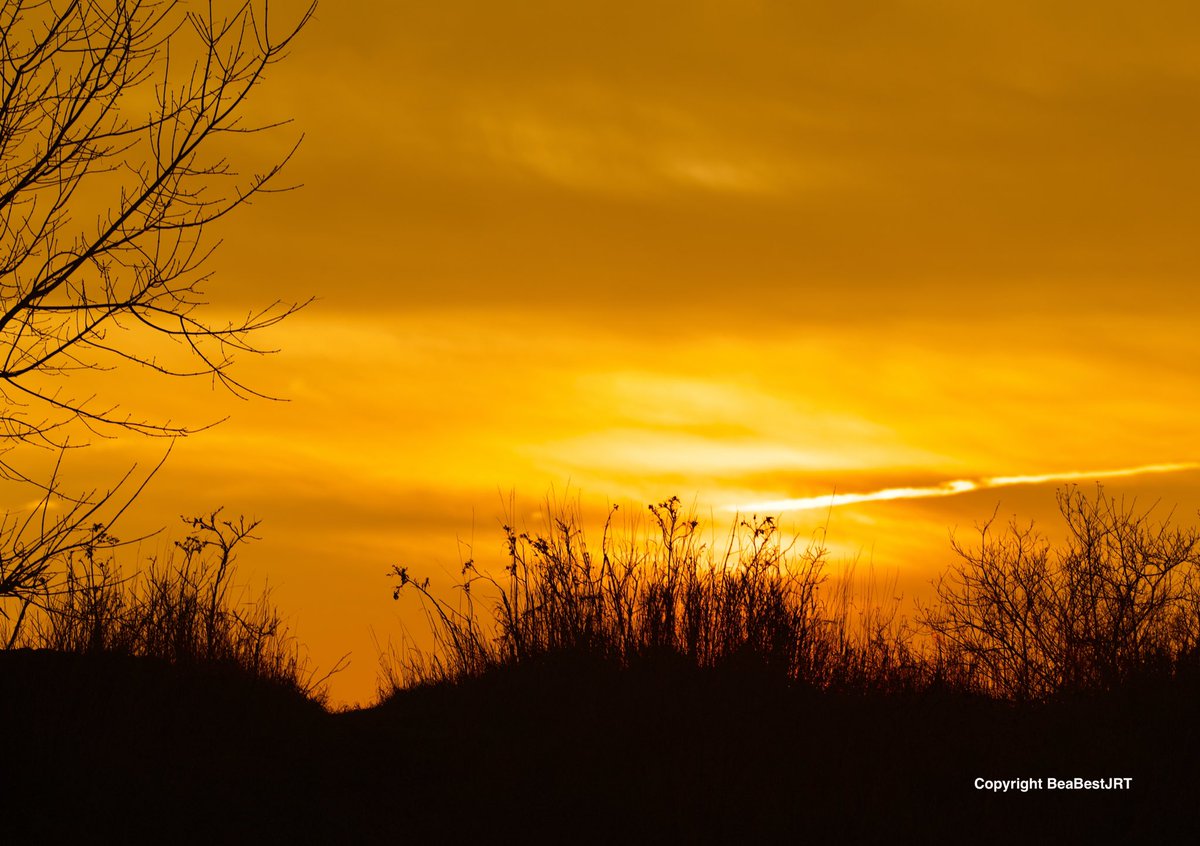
[[921, 485, 1200, 699], [1, 1, 314, 638]]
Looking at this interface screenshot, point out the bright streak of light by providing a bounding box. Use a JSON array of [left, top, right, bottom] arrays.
[[724, 462, 1200, 514]]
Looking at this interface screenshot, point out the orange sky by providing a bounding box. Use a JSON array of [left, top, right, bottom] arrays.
[[6, 0, 1200, 705]]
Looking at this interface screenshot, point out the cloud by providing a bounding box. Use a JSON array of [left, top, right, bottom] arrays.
[[726, 462, 1200, 514], [219, 0, 1200, 319]]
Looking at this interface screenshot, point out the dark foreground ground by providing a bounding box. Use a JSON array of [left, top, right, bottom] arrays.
[[2, 649, 1197, 844]]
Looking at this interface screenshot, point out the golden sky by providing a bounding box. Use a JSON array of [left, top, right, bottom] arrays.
[[9, 0, 1200, 705]]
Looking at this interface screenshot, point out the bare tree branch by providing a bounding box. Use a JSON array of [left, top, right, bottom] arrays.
[[0, 1, 315, 610], [0, 0, 315, 461]]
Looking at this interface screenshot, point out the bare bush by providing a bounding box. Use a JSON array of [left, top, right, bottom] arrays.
[[921, 485, 1200, 700]]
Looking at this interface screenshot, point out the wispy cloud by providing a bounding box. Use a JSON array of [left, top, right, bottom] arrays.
[[724, 462, 1200, 514]]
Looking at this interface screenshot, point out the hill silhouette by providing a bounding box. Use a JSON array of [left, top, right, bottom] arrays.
[[2, 489, 1199, 842], [2, 647, 1198, 842]]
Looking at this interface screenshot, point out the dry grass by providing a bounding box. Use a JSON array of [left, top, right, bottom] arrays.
[[387, 486, 1200, 703], [8, 511, 337, 704], [385, 496, 921, 695]]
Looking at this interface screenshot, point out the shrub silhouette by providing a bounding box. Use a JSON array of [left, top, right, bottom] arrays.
[[921, 485, 1200, 700], [389, 487, 1200, 704], [387, 496, 919, 693], [12, 511, 332, 702]]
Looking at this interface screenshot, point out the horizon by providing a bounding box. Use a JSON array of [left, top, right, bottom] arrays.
[[5, 0, 1200, 707]]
